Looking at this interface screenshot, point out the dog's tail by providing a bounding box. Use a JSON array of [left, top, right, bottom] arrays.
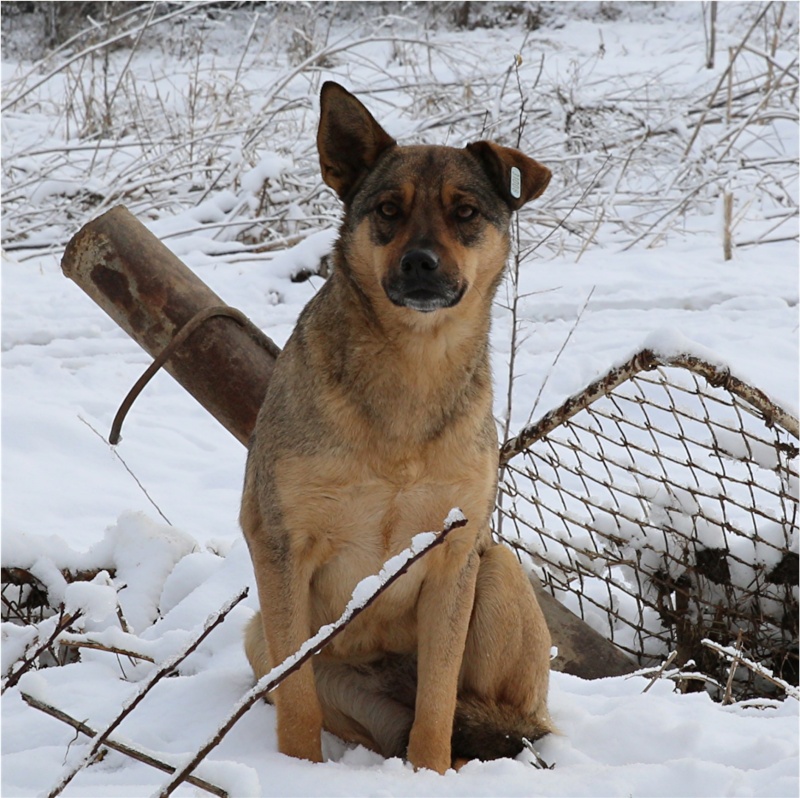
[[451, 694, 553, 761]]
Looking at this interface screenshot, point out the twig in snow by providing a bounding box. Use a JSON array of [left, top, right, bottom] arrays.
[[521, 154, 613, 259], [2, 607, 83, 694], [58, 636, 155, 664], [43, 587, 248, 798], [641, 650, 679, 693], [627, 658, 724, 695], [525, 286, 596, 427], [721, 631, 745, 705], [154, 511, 468, 798], [522, 736, 555, 770], [20, 692, 227, 798], [723, 192, 734, 261]]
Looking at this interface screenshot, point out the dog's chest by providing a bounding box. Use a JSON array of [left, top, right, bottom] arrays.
[[275, 442, 495, 656]]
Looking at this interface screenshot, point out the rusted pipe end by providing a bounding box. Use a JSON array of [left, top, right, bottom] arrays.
[[60, 205, 279, 447]]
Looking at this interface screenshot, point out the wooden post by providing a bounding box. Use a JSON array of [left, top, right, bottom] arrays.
[[60, 205, 637, 679], [61, 206, 279, 446]]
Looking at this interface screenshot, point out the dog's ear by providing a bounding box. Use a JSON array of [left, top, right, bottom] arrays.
[[466, 140, 551, 210], [317, 82, 396, 202]]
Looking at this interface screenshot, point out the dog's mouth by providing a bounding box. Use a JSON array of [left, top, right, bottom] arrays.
[[384, 282, 466, 313], [382, 250, 466, 313]]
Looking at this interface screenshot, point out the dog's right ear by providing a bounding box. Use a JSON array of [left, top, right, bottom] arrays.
[[317, 82, 396, 202]]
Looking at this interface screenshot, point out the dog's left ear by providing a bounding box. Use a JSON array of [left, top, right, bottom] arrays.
[[466, 140, 551, 210], [317, 82, 397, 202]]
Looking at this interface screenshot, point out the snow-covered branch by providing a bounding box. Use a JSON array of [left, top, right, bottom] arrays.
[[703, 638, 800, 701], [20, 692, 228, 798]]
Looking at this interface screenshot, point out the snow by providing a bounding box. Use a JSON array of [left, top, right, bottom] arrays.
[[2, 3, 798, 798]]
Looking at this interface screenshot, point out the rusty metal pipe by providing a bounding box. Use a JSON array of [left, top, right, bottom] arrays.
[[61, 205, 279, 446]]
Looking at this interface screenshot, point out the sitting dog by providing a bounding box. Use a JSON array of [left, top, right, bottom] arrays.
[[241, 81, 553, 774]]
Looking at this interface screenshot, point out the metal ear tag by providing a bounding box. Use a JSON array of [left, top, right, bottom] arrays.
[[510, 166, 522, 200]]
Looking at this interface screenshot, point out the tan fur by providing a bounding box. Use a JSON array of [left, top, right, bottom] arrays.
[[240, 82, 553, 774]]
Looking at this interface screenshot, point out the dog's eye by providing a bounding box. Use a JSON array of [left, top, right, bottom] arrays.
[[377, 202, 401, 220], [455, 205, 478, 221]]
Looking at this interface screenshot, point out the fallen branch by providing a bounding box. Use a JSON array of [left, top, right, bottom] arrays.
[[155, 511, 468, 798], [702, 638, 800, 701], [44, 587, 248, 798], [20, 692, 227, 798]]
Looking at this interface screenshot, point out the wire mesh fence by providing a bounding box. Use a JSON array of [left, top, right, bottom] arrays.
[[496, 348, 798, 702]]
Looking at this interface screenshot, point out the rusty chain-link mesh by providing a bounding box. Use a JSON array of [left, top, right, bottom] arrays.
[[496, 349, 798, 701]]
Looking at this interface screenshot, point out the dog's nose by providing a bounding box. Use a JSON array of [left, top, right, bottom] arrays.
[[400, 249, 439, 275]]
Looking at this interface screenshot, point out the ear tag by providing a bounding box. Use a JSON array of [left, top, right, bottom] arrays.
[[510, 166, 522, 200]]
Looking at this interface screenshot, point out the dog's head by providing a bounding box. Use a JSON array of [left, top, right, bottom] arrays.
[[317, 82, 551, 321]]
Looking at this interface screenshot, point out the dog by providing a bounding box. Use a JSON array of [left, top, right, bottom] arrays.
[[241, 81, 553, 774]]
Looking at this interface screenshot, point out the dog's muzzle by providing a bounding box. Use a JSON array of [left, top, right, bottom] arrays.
[[383, 249, 465, 313]]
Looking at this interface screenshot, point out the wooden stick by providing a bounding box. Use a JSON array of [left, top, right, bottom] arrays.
[[20, 692, 228, 798]]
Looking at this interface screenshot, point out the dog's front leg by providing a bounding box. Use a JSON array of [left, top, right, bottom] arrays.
[[406, 545, 480, 773], [250, 541, 324, 763]]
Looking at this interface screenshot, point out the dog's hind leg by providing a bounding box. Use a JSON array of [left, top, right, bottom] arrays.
[[454, 544, 553, 761], [314, 657, 415, 759], [246, 613, 414, 758]]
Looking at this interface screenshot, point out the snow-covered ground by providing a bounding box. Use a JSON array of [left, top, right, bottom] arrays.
[[2, 3, 798, 796]]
